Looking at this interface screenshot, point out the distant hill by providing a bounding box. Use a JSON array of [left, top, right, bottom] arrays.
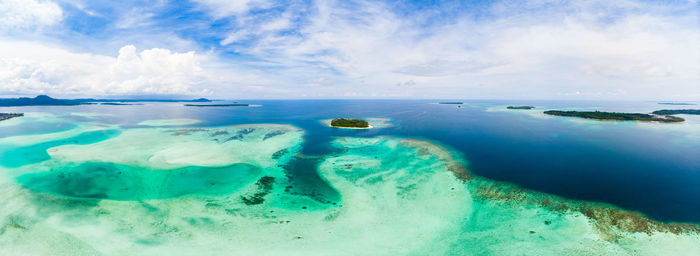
[[0, 95, 87, 106], [0, 95, 212, 106], [82, 97, 212, 103]]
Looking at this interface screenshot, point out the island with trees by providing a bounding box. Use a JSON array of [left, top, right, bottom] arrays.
[[543, 110, 684, 123], [651, 109, 700, 115], [439, 102, 463, 105], [0, 113, 23, 122], [330, 118, 370, 128], [185, 104, 249, 107], [658, 103, 696, 106], [0, 95, 212, 107], [0, 95, 89, 106], [507, 106, 535, 110], [99, 103, 143, 105]]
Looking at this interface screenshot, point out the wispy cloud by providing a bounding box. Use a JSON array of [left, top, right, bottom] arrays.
[[0, 0, 63, 30], [0, 0, 697, 99]]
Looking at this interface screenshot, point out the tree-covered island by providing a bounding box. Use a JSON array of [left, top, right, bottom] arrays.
[[0, 113, 23, 122], [438, 102, 463, 104], [184, 104, 249, 107], [651, 109, 700, 115], [543, 110, 684, 123], [507, 106, 535, 110], [0, 95, 212, 106], [330, 118, 370, 128], [658, 103, 696, 105]]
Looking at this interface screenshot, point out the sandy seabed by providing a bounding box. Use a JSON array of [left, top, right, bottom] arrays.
[[0, 114, 698, 255]]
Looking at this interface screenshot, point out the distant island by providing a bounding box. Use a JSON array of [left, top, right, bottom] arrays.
[[439, 102, 463, 105], [544, 110, 684, 123], [507, 106, 535, 110], [330, 118, 370, 128], [99, 102, 144, 105], [88, 98, 211, 103], [658, 103, 696, 105], [0, 95, 88, 106], [0, 95, 212, 107], [184, 104, 249, 107], [0, 113, 23, 121], [651, 109, 700, 115]]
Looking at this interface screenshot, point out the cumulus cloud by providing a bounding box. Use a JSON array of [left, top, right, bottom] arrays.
[[0, 42, 215, 97], [0, 0, 62, 30], [1, 0, 698, 99]]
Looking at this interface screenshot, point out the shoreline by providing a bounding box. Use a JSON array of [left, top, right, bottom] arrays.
[[0, 113, 24, 122], [330, 124, 373, 129], [320, 119, 373, 129], [396, 136, 700, 235]]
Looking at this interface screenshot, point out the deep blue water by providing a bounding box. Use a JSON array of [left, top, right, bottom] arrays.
[[2, 100, 699, 223]]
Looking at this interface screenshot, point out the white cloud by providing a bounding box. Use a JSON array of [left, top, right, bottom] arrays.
[[0, 42, 216, 97], [1, 0, 698, 99], [211, 0, 699, 99], [193, 0, 273, 19], [0, 0, 62, 30]]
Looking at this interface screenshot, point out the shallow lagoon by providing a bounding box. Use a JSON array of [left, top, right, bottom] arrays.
[[0, 100, 698, 255]]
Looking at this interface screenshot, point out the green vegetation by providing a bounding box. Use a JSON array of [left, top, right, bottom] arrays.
[[330, 118, 370, 128], [100, 102, 143, 105], [0, 95, 212, 106], [185, 104, 249, 107], [658, 103, 696, 105], [0, 113, 23, 121], [544, 110, 684, 123], [439, 102, 463, 104], [651, 109, 700, 115], [507, 106, 535, 110], [0, 95, 88, 106]]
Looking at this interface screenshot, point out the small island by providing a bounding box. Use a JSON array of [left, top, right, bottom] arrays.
[[99, 102, 143, 105], [439, 102, 463, 105], [543, 110, 684, 123], [658, 103, 696, 106], [507, 106, 535, 110], [184, 104, 249, 107], [0, 113, 23, 122], [330, 118, 370, 128], [651, 109, 700, 115]]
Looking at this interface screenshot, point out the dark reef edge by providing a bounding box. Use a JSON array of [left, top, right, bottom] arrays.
[[0, 113, 23, 121], [416, 139, 700, 239]]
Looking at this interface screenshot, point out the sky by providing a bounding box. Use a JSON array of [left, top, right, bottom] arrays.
[[0, 0, 698, 100]]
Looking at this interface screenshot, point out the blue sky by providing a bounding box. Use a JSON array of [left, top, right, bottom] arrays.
[[0, 0, 698, 99]]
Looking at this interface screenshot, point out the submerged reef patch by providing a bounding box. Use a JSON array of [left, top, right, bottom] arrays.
[[17, 162, 261, 200], [241, 176, 275, 205], [0, 120, 698, 255], [138, 119, 201, 126]]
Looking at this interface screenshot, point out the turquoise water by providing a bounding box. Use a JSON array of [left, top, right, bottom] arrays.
[[17, 162, 259, 200], [0, 121, 76, 138], [0, 130, 121, 168], [0, 101, 698, 255]]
